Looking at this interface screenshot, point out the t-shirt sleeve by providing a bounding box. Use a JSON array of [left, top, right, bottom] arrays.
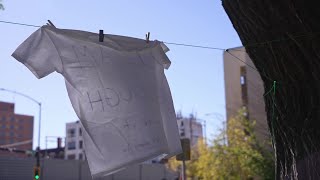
[[152, 42, 171, 69], [12, 26, 62, 79]]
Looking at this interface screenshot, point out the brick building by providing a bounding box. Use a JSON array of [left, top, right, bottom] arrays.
[[0, 101, 34, 157]]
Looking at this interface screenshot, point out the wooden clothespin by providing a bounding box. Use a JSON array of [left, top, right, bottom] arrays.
[[99, 30, 104, 42], [47, 20, 56, 28], [146, 32, 150, 43]]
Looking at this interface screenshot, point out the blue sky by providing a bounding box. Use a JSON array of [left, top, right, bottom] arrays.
[[0, 0, 241, 149]]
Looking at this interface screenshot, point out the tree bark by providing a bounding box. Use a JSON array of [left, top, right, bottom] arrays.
[[222, 1, 320, 179]]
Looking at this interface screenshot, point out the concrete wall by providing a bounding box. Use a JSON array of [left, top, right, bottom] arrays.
[[0, 157, 179, 180]]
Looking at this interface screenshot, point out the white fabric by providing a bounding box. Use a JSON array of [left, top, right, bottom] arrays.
[[12, 25, 182, 178]]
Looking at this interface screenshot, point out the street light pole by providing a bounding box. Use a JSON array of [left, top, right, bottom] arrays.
[[0, 88, 42, 166], [195, 118, 207, 144]]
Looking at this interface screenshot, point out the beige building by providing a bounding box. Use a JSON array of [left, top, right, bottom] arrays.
[[65, 121, 85, 160], [223, 47, 270, 143], [176, 113, 203, 147]]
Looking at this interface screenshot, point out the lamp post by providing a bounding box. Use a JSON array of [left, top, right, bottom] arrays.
[[0, 88, 42, 166], [195, 118, 207, 143]]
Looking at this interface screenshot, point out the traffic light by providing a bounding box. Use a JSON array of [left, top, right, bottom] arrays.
[[33, 166, 40, 180]]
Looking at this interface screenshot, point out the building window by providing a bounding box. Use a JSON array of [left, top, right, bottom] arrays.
[[79, 128, 82, 136], [68, 129, 75, 137], [240, 76, 245, 85], [1, 116, 5, 121], [67, 154, 76, 160], [240, 66, 247, 85], [10, 132, 14, 137], [79, 153, 83, 160], [181, 121, 184, 126], [10, 125, 14, 130], [180, 132, 185, 137], [67, 141, 76, 150], [79, 140, 83, 149], [240, 66, 248, 105], [10, 117, 15, 121]]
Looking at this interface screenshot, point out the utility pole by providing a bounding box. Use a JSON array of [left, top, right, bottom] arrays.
[[176, 138, 190, 180], [182, 159, 186, 180]]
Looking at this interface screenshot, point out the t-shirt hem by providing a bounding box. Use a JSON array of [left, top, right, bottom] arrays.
[[90, 148, 168, 178]]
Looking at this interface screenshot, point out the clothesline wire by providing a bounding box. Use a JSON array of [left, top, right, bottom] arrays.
[[0, 20, 229, 50], [0, 19, 317, 84], [3, 19, 318, 52], [162, 42, 226, 51], [0, 19, 280, 83], [0, 20, 41, 28]]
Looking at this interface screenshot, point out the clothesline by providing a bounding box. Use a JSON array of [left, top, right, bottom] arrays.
[[0, 20, 260, 71], [2, 20, 319, 52], [2, 19, 313, 82], [0, 20, 231, 51]]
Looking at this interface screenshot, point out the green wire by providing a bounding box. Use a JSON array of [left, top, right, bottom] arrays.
[[266, 81, 277, 148]]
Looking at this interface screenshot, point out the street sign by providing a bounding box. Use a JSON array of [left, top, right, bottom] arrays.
[[176, 138, 191, 161]]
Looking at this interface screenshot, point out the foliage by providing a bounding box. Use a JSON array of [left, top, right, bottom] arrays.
[[167, 109, 274, 179], [0, 0, 4, 10], [167, 143, 199, 179]]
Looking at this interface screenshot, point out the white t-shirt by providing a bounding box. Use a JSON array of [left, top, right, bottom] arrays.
[[12, 25, 181, 177]]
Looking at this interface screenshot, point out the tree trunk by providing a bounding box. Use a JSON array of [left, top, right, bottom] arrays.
[[222, 1, 320, 179]]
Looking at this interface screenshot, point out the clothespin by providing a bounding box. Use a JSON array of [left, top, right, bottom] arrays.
[[47, 20, 56, 28], [146, 32, 150, 43], [99, 30, 104, 42]]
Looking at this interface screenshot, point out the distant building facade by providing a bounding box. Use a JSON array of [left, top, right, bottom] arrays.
[[223, 47, 270, 144], [65, 121, 85, 160], [176, 113, 203, 147], [40, 137, 64, 159], [0, 101, 34, 157], [145, 113, 203, 164]]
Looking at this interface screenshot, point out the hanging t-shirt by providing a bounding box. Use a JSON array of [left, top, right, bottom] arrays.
[[12, 25, 182, 178]]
